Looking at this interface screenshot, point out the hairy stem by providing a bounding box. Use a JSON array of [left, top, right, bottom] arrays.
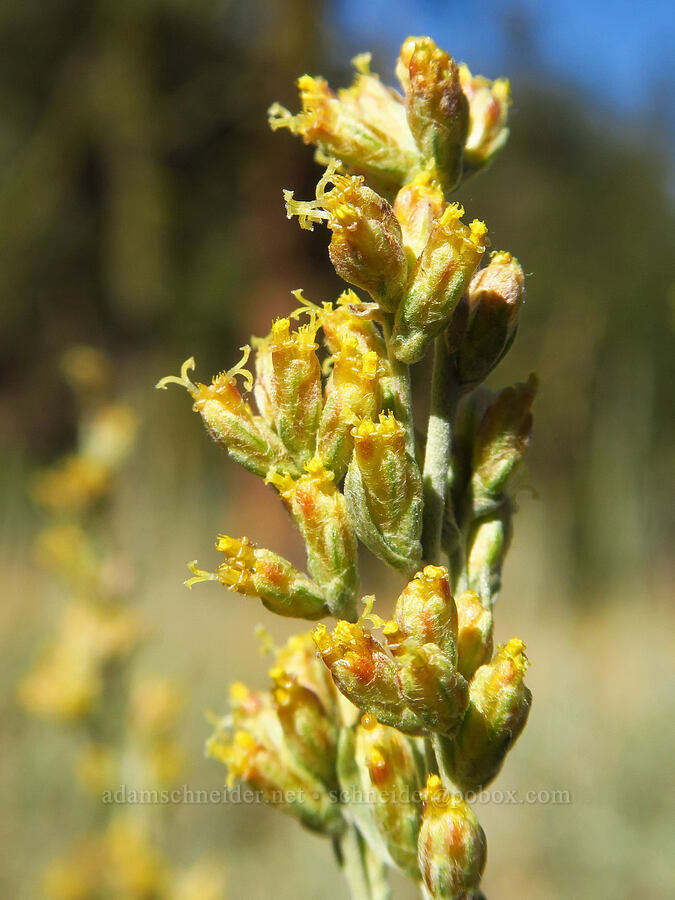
[[430, 732, 454, 789], [338, 825, 392, 900], [382, 314, 416, 457], [422, 337, 460, 564]]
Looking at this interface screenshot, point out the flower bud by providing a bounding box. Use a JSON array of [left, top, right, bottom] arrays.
[[208, 695, 343, 835], [156, 354, 296, 478], [395, 643, 468, 736], [344, 413, 423, 574], [285, 161, 408, 312], [454, 590, 493, 681], [314, 288, 387, 357], [268, 459, 358, 619], [459, 64, 511, 171], [268, 317, 323, 467], [273, 632, 339, 718], [394, 172, 447, 261], [466, 506, 512, 604], [471, 374, 537, 512], [442, 639, 532, 792], [353, 719, 424, 877], [392, 204, 487, 364], [318, 341, 384, 479], [270, 667, 339, 788], [313, 619, 423, 733], [456, 252, 525, 388], [269, 56, 424, 196], [397, 37, 469, 192], [389, 565, 458, 661], [185, 535, 328, 621], [418, 775, 487, 900]]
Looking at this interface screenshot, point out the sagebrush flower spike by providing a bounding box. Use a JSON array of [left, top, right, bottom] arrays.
[[161, 35, 535, 899]]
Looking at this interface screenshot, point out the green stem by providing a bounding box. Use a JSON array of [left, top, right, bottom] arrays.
[[422, 337, 460, 564], [382, 314, 416, 458], [430, 733, 455, 789], [338, 825, 392, 900]]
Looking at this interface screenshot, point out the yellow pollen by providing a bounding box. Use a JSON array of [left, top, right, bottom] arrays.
[[439, 203, 465, 227], [361, 713, 379, 731], [419, 564, 449, 583]]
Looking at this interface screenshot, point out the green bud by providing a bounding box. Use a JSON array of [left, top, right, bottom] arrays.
[[397, 37, 469, 193], [354, 719, 424, 878], [269, 58, 424, 197], [344, 413, 423, 574], [313, 619, 424, 734], [270, 669, 338, 789], [318, 343, 383, 480], [441, 639, 532, 792], [185, 535, 328, 621], [268, 460, 359, 620], [389, 565, 458, 662], [455, 590, 493, 681], [393, 172, 448, 262], [459, 64, 511, 172], [471, 374, 537, 514], [285, 163, 408, 312], [156, 355, 298, 479], [208, 685, 343, 835], [268, 317, 323, 467], [418, 775, 487, 899], [466, 506, 512, 605], [395, 643, 468, 736], [456, 251, 525, 388], [392, 204, 487, 364]]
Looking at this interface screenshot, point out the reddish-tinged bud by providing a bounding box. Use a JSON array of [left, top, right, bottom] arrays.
[[418, 775, 487, 900], [456, 252, 525, 389], [156, 354, 296, 478], [285, 162, 408, 312], [459, 64, 511, 172], [313, 619, 423, 733], [397, 37, 469, 192], [185, 535, 328, 621]]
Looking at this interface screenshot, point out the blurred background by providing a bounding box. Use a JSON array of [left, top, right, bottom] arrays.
[[2, 0, 674, 898]]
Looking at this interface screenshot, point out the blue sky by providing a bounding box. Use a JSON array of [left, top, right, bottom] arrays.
[[332, 0, 674, 130]]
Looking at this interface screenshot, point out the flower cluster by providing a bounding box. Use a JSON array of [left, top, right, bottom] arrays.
[[162, 36, 534, 899]]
